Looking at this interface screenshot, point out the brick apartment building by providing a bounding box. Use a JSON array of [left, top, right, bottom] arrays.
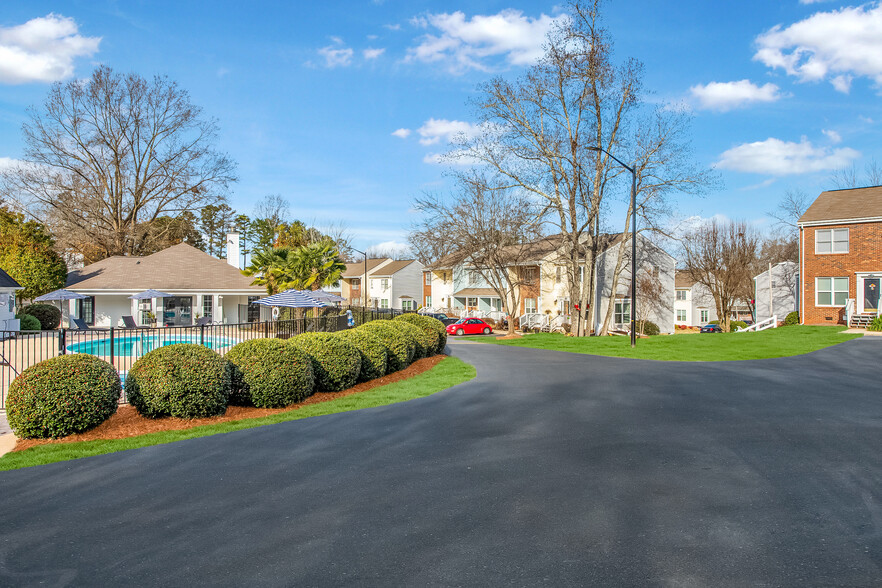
[[798, 186, 882, 326]]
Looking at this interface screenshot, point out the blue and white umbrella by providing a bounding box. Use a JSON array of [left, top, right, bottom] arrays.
[[255, 289, 330, 308], [129, 289, 174, 300], [34, 289, 87, 302]]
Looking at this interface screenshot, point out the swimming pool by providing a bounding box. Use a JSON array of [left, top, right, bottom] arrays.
[[66, 334, 238, 357]]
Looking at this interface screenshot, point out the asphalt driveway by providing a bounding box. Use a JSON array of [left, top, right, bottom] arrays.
[[1, 338, 881, 586]]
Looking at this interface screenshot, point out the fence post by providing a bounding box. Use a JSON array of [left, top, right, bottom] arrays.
[[109, 327, 115, 367], [200, 324, 205, 346], [59, 328, 67, 355]]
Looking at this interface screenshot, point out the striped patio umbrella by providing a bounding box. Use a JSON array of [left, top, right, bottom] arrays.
[[34, 289, 87, 302], [254, 289, 330, 308], [129, 289, 174, 300]]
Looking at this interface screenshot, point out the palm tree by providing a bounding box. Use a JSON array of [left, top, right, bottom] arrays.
[[285, 239, 347, 290], [242, 247, 293, 295]]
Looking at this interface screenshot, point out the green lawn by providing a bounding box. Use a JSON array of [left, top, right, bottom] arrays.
[[463, 326, 860, 361], [0, 356, 475, 472]]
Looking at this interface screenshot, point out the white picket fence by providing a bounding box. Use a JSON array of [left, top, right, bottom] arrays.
[[735, 315, 777, 333]]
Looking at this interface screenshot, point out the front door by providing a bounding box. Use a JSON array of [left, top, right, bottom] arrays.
[[864, 278, 880, 313]]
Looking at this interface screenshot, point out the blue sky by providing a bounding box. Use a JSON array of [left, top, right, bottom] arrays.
[[1, 0, 881, 253]]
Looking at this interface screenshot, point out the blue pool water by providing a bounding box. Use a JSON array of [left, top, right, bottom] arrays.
[[67, 334, 237, 357]]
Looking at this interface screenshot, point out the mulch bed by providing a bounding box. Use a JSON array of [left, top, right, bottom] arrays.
[[14, 355, 446, 452]]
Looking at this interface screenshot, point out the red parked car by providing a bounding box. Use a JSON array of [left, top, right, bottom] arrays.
[[447, 318, 493, 336]]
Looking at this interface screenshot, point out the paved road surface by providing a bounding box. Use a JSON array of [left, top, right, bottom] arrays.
[[1, 339, 881, 586]]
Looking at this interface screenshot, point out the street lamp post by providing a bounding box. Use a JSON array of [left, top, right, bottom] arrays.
[[588, 146, 638, 348], [350, 247, 368, 308]]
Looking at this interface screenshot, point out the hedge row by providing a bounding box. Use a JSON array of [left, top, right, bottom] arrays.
[[6, 315, 448, 439]]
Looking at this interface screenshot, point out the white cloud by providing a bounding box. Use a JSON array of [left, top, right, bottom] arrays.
[[716, 137, 860, 176], [416, 118, 482, 145], [754, 3, 882, 92], [383, 24, 401, 31], [0, 157, 23, 170], [391, 128, 411, 139], [363, 47, 385, 60], [406, 9, 564, 73], [366, 240, 411, 256], [0, 14, 100, 84], [822, 129, 842, 143], [689, 80, 784, 111], [318, 43, 354, 68]]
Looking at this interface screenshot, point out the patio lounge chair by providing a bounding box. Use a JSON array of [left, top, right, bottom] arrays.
[[122, 315, 146, 329], [71, 317, 91, 330]]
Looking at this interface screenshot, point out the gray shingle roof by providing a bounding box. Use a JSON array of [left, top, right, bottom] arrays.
[[66, 243, 263, 292], [799, 185, 882, 224], [0, 268, 22, 289]]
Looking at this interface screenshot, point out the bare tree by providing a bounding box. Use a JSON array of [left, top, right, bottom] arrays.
[[411, 173, 544, 336], [364, 245, 413, 261], [0, 65, 236, 262], [446, 0, 715, 336], [681, 219, 760, 331], [634, 267, 666, 335], [829, 159, 882, 190], [253, 194, 290, 228]]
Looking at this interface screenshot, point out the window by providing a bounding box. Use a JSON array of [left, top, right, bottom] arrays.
[[525, 298, 537, 313], [401, 300, 415, 311], [700, 309, 709, 323], [555, 267, 561, 284], [351, 278, 360, 289], [381, 278, 389, 290], [77, 296, 95, 326], [816, 228, 849, 254], [247, 295, 260, 322], [425, 295, 432, 307], [425, 273, 432, 285], [469, 271, 480, 286], [676, 309, 687, 322], [523, 267, 537, 284], [614, 299, 631, 326], [816, 277, 848, 306], [202, 295, 213, 322], [467, 297, 478, 307], [676, 290, 687, 301], [380, 299, 389, 309]]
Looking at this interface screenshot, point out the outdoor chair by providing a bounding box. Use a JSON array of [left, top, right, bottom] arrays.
[[71, 317, 91, 330], [121, 315, 145, 329]]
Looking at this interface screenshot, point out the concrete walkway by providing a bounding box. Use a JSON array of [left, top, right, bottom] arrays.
[[0, 339, 881, 585]]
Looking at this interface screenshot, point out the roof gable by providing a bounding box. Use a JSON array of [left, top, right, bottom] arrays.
[[0, 268, 22, 289], [67, 243, 263, 292]]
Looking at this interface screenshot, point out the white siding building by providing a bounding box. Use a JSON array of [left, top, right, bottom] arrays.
[[754, 262, 798, 322], [674, 270, 718, 327]]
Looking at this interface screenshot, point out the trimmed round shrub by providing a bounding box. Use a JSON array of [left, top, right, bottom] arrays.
[[638, 320, 660, 336], [359, 321, 411, 372], [7, 354, 121, 439], [126, 344, 232, 418], [289, 332, 361, 392], [729, 320, 748, 331], [394, 314, 443, 355], [15, 314, 40, 331], [337, 329, 388, 382], [389, 320, 431, 360], [19, 303, 62, 330], [225, 339, 315, 407], [784, 311, 799, 326]]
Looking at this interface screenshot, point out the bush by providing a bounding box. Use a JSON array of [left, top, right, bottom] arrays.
[[126, 344, 232, 418], [289, 332, 361, 392], [709, 320, 720, 325], [387, 320, 428, 360], [19, 303, 61, 330], [359, 321, 411, 372], [729, 320, 748, 331], [225, 339, 314, 407], [393, 314, 443, 356], [784, 311, 799, 326], [15, 314, 40, 331], [6, 354, 120, 439], [337, 329, 388, 381], [638, 320, 660, 336], [868, 316, 882, 332]]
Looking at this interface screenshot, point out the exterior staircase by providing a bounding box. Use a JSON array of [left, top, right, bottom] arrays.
[[850, 313, 877, 328]]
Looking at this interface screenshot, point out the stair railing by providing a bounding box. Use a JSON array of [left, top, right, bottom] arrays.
[[844, 298, 855, 326]]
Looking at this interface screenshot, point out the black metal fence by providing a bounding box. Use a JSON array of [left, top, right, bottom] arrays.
[[342, 305, 417, 326], [0, 315, 349, 409]]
